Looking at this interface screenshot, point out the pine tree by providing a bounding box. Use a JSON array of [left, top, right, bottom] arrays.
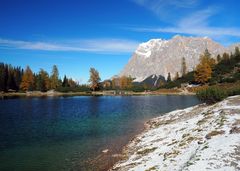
[[167, 72, 171, 82], [222, 53, 230, 64], [20, 66, 34, 91], [14, 67, 23, 91], [50, 65, 60, 89], [4, 64, 8, 91], [181, 57, 187, 76], [7, 66, 17, 90], [175, 72, 179, 80], [88, 68, 101, 91], [62, 75, 69, 87], [0, 63, 5, 91], [234, 47, 240, 61], [217, 54, 221, 63]]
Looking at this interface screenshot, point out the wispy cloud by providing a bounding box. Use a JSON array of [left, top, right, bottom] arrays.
[[0, 38, 139, 53], [132, 0, 198, 21], [131, 1, 240, 42]]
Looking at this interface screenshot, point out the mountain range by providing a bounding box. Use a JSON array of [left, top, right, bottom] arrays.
[[119, 35, 240, 83]]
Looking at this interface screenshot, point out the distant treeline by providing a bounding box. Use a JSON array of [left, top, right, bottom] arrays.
[[0, 64, 90, 92]]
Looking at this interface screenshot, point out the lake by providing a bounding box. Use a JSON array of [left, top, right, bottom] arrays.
[[0, 95, 200, 171]]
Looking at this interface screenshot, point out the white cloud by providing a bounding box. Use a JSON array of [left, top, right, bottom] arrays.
[[132, 0, 198, 21], [0, 38, 139, 53], [132, 26, 240, 37], [127, 5, 240, 39]]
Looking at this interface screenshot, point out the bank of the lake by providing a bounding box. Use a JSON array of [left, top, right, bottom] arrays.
[[111, 95, 240, 171], [0, 89, 195, 98], [0, 95, 199, 171]]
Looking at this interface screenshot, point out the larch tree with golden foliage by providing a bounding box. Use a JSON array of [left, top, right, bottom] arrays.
[[119, 76, 132, 90], [194, 49, 215, 84], [88, 68, 101, 91], [200, 49, 216, 69], [20, 66, 34, 91]]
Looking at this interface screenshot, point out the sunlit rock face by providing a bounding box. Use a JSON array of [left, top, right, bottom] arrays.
[[120, 35, 239, 82]]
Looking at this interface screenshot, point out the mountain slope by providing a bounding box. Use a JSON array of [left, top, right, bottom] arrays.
[[120, 35, 239, 82]]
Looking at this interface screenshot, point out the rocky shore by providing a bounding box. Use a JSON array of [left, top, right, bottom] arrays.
[[111, 96, 240, 171]]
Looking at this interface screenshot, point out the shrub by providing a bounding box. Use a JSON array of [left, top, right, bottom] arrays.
[[227, 87, 240, 96], [196, 87, 227, 104]]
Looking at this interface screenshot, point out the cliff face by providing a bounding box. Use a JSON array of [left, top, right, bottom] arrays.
[[120, 35, 239, 82]]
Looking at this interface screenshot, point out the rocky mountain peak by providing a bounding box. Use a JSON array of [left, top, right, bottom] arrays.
[[120, 35, 239, 82]]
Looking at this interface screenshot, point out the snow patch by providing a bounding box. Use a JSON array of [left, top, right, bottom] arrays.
[[111, 96, 240, 171]]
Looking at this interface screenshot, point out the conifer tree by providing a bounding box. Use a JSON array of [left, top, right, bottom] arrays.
[[217, 54, 221, 63], [167, 72, 171, 82], [50, 65, 59, 89], [37, 69, 50, 92], [181, 57, 187, 76], [62, 75, 69, 87], [234, 47, 240, 61], [20, 66, 34, 91], [0, 63, 5, 91], [175, 72, 179, 80]]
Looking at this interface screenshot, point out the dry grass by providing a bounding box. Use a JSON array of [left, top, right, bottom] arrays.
[[197, 115, 212, 126], [187, 85, 209, 93], [145, 166, 157, 171], [233, 119, 240, 126], [230, 126, 240, 134], [154, 88, 181, 94], [163, 150, 180, 160], [136, 147, 157, 155], [205, 130, 225, 139]]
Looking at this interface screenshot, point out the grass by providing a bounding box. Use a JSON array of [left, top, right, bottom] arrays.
[[205, 130, 225, 139], [163, 150, 180, 160], [197, 115, 212, 126], [137, 147, 157, 155], [145, 166, 157, 171], [229, 126, 240, 134]]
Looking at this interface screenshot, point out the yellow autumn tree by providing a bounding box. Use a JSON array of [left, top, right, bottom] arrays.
[[20, 66, 34, 91], [194, 49, 215, 84], [88, 68, 101, 91], [200, 49, 216, 69], [119, 76, 132, 89]]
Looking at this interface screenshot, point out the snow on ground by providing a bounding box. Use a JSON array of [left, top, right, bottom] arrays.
[[111, 96, 240, 171]]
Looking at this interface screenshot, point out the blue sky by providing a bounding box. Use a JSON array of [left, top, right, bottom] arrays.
[[1, 0, 240, 83]]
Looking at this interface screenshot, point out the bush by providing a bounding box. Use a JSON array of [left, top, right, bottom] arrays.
[[227, 87, 240, 96], [130, 85, 145, 92], [220, 77, 236, 83], [196, 87, 227, 104], [55, 85, 91, 92]]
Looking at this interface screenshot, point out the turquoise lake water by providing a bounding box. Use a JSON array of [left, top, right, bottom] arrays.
[[0, 95, 200, 171]]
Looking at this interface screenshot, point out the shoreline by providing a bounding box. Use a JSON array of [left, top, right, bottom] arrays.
[[110, 95, 240, 171], [0, 90, 195, 97]]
